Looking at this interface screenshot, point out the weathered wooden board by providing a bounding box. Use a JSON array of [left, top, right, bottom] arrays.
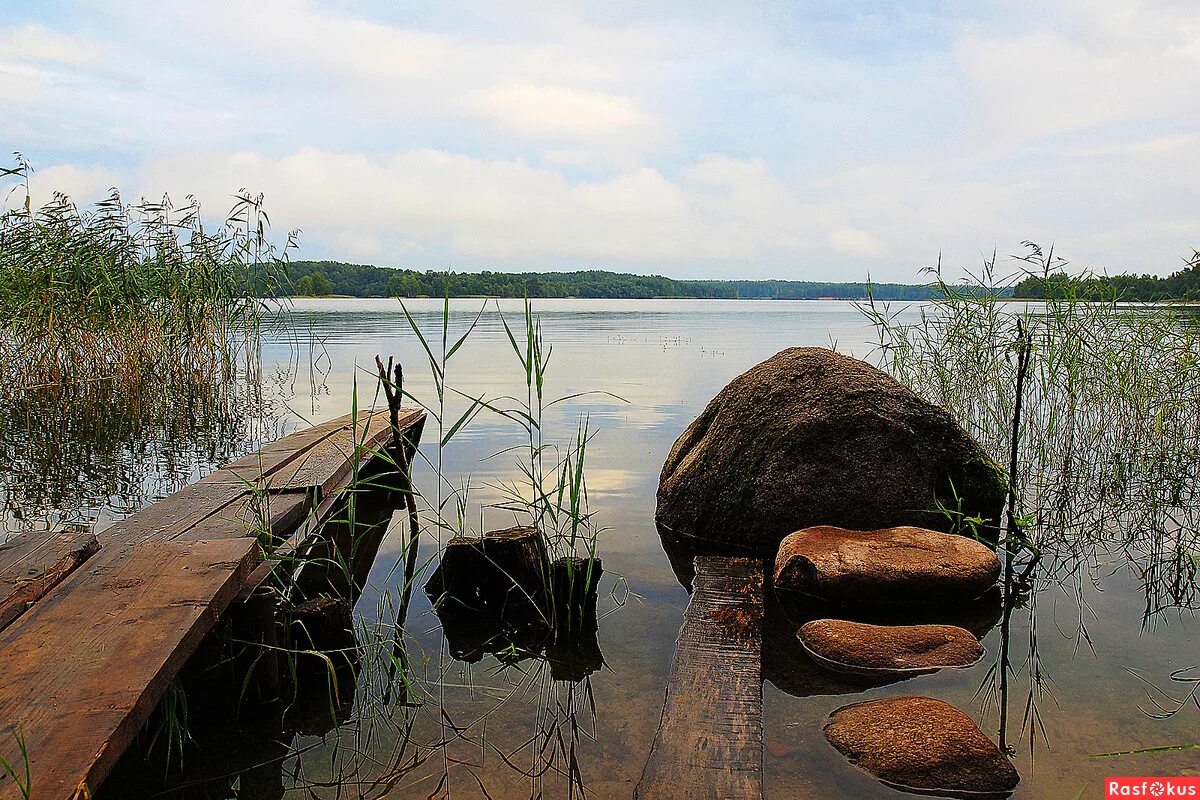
[[634, 555, 765, 800], [101, 410, 420, 548], [100, 480, 249, 547], [211, 416, 351, 486], [0, 533, 100, 632], [0, 408, 426, 800], [269, 409, 418, 495], [0, 538, 259, 800], [173, 490, 312, 545]]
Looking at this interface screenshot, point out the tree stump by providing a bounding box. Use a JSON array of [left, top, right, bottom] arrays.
[[425, 526, 550, 614], [546, 556, 604, 681], [285, 596, 355, 653]]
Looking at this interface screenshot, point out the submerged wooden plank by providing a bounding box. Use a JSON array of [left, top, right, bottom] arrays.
[[635, 555, 765, 800], [0, 533, 100, 632], [0, 538, 259, 800]]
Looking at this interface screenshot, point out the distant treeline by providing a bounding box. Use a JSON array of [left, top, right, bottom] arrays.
[[1012, 261, 1200, 302], [1013, 254, 1200, 301], [282, 260, 943, 300]]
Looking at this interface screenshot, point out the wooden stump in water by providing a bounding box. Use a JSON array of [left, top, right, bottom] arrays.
[[545, 556, 605, 681], [228, 584, 284, 708], [550, 556, 603, 625], [425, 526, 550, 613], [285, 596, 355, 652], [426, 527, 552, 663], [283, 596, 360, 723]]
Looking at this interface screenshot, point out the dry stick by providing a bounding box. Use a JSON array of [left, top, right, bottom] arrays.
[[376, 355, 423, 705], [998, 319, 1040, 754]]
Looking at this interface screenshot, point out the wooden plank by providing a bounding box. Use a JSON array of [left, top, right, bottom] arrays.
[[235, 410, 425, 600], [0, 538, 259, 800], [173, 491, 312, 544], [635, 556, 765, 800], [99, 480, 249, 547], [209, 408, 421, 490], [210, 415, 351, 486], [269, 409, 418, 495], [103, 409, 422, 548], [0, 533, 100, 632]]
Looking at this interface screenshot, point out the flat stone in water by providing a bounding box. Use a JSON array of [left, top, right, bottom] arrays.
[[773, 525, 1001, 604], [824, 696, 1020, 798], [799, 619, 984, 679]]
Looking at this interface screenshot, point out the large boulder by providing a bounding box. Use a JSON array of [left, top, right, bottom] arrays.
[[655, 348, 1005, 552], [798, 619, 984, 679], [824, 696, 1019, 797], [774, 525, 1001, 603]]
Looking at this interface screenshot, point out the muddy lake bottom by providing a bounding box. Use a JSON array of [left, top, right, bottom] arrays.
[[3, 299, 1197, 799]]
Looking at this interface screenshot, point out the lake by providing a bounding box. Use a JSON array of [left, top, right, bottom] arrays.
[[4, 298, 1197, 799]]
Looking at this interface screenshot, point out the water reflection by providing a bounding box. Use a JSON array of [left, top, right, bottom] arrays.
[[0, 357, 296, 538], [5, 299, 1199, 799]]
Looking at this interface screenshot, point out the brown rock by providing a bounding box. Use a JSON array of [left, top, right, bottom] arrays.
[[824, 696, 1019, 798], [799, 619, 984, 679], [773, 525, 1001, 603], [655, 347, 1006, 552]]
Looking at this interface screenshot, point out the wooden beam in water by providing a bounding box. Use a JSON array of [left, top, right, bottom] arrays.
[[0, 538, 259, 800], [0, 532, 100, 632], [635, 555, 765, 800]]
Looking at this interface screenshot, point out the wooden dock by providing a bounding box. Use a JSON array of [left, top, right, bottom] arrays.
[[635, 555, 765, 800], [0, 407, 424, 800]]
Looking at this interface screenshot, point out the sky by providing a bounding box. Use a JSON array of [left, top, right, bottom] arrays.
[[2, 1, 1198, 282]]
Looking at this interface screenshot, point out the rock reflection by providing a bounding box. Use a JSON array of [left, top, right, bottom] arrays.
[[429, 546, 606, 682]]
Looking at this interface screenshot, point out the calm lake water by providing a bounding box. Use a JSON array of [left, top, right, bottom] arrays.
[[4, 298, 1198, 799]]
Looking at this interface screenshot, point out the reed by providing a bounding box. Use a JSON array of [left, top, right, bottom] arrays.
[[0, 156, 295, 393], [860, 244, 1200, 610], [289, 294, 622, 798], [0, 731, 30, 800], [861, 243, 1200, 756]]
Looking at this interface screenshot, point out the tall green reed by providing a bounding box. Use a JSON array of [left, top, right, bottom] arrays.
[[0, 155, 295, 392], [862, 243, 1200, 756], [861, 244, 1200, 615]]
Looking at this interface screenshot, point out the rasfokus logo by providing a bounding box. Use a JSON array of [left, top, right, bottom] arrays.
[[1107, 777, 1200, 798]]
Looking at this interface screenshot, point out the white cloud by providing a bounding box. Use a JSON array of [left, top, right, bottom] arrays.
[[28, 164, 122, 206], [7, 1, 1200, 279], [472, 84, 653, 138], [0, 24, 104, 65], [956, 2, 1200, 150], [103, 148, 833, 269], [828, 227, 885, 257]]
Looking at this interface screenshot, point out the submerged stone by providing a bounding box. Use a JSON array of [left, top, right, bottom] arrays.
[[824, 696, 1020, 798], [773, 525, 1001, 603], [655, 347, 1006, 552], [798, 619, 984, 679]]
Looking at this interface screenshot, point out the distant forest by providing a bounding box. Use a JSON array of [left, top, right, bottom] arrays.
[[283, 260, 942, 300], [1013, 252, 1200, 300], [280, 256, 1200, 302]]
